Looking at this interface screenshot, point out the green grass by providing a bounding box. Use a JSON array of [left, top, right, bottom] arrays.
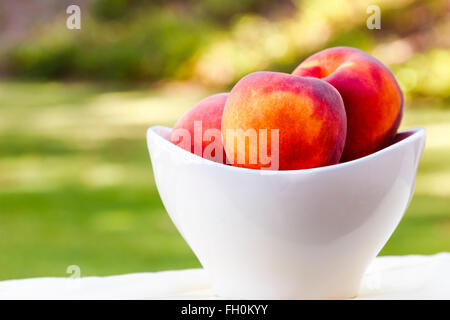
[[0, 186, 200, 279], [0, 81, 449, 280]]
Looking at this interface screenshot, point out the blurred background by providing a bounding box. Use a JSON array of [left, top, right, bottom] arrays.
[[0, 0, 449, 280]]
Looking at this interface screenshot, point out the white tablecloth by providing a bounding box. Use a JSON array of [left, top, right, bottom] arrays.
[[1, 253, 449, 299]]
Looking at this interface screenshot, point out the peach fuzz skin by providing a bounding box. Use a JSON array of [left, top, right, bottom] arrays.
[[170, 93, 228, 164], [292, 46, 403, 162], [221, 71, 347, 170]]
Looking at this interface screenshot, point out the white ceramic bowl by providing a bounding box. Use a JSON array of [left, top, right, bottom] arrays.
[[147, 126, 426, 299]]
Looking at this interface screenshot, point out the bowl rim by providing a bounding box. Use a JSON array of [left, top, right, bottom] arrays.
[[147, 126, 426, 175]]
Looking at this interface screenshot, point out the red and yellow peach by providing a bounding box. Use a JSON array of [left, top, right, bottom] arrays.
[[170, 93, 228, 164], [292, 46, 403, 161], [221, 71, 347, 170]]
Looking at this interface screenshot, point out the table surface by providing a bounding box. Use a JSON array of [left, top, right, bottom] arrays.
[[0, 253, 449, 299]]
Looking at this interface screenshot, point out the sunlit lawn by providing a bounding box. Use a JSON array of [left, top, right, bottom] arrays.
[[0, 81, 449, 281]]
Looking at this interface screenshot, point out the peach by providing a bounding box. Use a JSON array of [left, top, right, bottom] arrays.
[[292, 46, 403, 161], [170, 93, 228, 164], [221, 71, 347, 170]]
